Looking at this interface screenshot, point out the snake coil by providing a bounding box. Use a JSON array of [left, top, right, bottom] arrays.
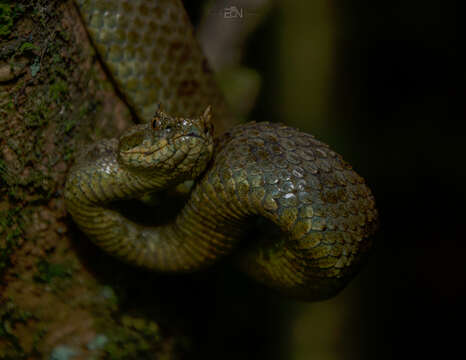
[[66, 0, 378, 301]]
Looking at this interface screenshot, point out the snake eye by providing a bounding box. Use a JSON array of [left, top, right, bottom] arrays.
[[151, 118, 158, 130]]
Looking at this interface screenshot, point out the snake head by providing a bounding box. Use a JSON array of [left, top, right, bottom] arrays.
[[118, 106, 214, 181]]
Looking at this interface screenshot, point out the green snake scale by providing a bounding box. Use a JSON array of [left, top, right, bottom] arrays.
[[65, 0, 378, 301]]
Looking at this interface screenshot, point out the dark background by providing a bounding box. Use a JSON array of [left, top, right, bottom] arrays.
[[179, 1, 465, 359], [336, 1, 465, 359]]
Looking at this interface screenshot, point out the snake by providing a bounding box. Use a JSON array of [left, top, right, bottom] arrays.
[[65, 0, 378, 301]]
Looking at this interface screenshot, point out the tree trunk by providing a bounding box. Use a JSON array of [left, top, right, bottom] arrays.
[[1, 1, 227, 358]]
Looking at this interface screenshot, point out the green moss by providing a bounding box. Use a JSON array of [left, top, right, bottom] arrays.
[[121, 315, 161, 338], [0, 2, 24, 38], [33, 259, 73, 284], [102, 329, 149, 359], [0, 3, 13, 37], [18, 41, 38, 54], [51, 52, 61, 64], [58, 29, 70, 42], [0, 207, 24, 275], [1, 16, 83, 199], [49, 79, 68, 103], [63, 145, 74, 161], [24, 105, 49, 128], [0, 300, 34, 358], [94, 316, 162, 360], [63, 117, 76, 133]]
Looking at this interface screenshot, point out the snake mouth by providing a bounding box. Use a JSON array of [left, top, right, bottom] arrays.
[[122, 132, 208, 157]]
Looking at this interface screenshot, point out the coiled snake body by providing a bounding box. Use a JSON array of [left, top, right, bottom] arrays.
[[65, 0, 378, 301]]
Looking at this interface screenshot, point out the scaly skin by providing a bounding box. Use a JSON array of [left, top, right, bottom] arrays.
[[65, 108, 377, 300], [67, 0, 378, 300], [74, 0, 230, 133]]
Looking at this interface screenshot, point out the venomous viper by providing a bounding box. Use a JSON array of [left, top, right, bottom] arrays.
[[65, 0, 378, 301]]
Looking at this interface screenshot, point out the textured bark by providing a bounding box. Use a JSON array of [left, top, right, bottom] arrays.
[[0, 1, 209, 358]]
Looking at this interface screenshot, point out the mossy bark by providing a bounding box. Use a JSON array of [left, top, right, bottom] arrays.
[[0, 1, 206, 358]]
